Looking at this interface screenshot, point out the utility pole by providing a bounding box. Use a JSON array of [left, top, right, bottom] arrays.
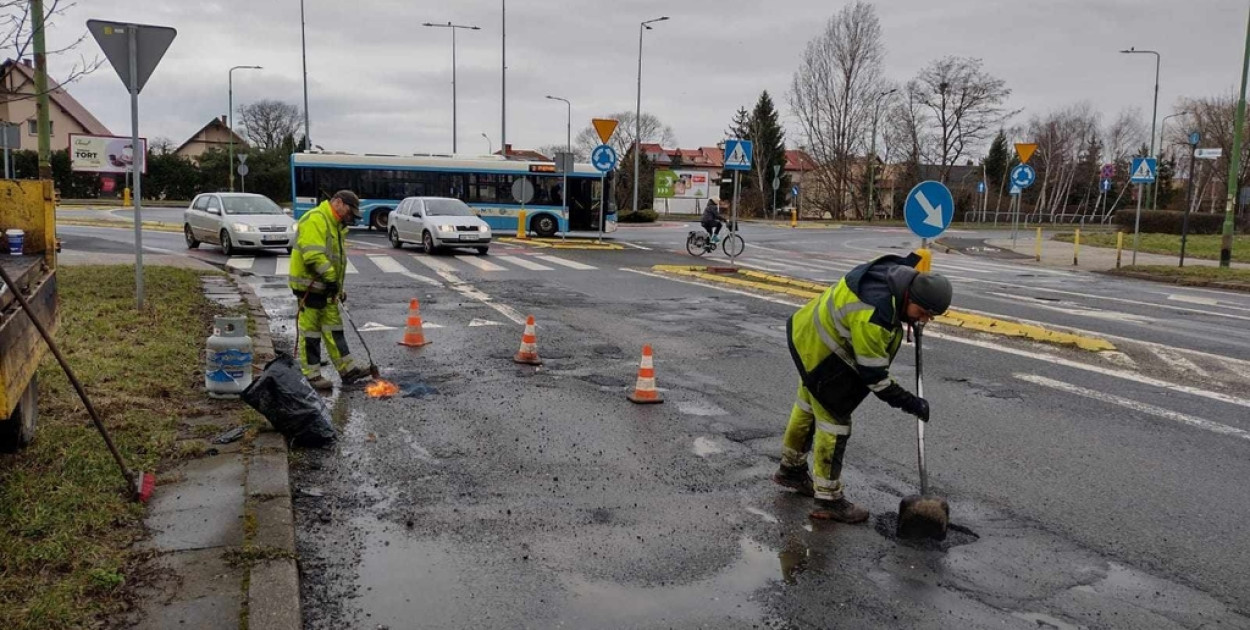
[[501, 0, 506, 153], [1120, 47, 1161, 210], [228, 65, 262, 191], [1221, 5, 1250, 268], [633, 16, 669, 215], [300, 0, 311, 149], [31, 0, 51, 179], [423, 21, 480, 154], [1181, 134, 1198, 267]]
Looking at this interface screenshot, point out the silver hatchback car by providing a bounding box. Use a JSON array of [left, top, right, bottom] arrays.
[[184, 193, 297, 256]]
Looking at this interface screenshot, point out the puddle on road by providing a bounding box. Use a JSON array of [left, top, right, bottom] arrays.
[[873, 512, 980, 551], [351, 518, 472, 629]]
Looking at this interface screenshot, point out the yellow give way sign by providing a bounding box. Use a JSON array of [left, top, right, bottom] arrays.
[[592, 119, 619, 144], [1015, 143, 1038, 164]]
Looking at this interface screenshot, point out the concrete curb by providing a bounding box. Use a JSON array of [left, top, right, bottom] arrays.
[[236, 279, 301, 630], [1103, 269, 1250, 293]]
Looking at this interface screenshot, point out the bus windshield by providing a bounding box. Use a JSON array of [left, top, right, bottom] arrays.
[[424, 199, 474, 217]]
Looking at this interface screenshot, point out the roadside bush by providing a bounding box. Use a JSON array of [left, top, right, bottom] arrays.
[[618, 209, 659, 223], [1111, 209, 1246, 235]]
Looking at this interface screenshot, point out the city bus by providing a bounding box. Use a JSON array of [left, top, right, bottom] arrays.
[[289, 152, 615, 237]]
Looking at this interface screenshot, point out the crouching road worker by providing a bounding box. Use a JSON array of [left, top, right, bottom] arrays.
[[289, 190, 371, 390], [774, 252, 952, 523]]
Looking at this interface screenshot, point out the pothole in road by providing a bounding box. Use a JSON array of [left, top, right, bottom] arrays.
[[942, 377, 1022, 400], [578, 374, 628, 388], [873, 512, 980, 550]]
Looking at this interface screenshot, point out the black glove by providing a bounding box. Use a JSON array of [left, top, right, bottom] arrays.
[[875, 382, 930, 422], [323, 282, 339, 301]]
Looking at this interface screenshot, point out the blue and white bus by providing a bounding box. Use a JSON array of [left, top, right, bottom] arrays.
[[290, 152, 615, 237]]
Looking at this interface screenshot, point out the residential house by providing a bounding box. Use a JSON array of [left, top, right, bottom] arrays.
[[175, 115, 248, 163], [0, 58, 111, 150], [496, 145, 550, 161]]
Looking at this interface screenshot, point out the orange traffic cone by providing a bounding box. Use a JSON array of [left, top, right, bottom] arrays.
[[627, 344, 663, 404], [398, 298, 431, 347], [513, 315, 542, 365]]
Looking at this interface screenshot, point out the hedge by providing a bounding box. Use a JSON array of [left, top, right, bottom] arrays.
[[1112, 209, 1247, 235], [618, 209, 659, 223]]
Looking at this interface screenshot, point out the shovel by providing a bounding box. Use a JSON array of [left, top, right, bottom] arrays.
[[339, 301, 382, 380], [896, 323, 950, 540]]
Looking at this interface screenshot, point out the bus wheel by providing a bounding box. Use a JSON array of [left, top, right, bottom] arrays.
[[533, 214, 558, 238], [371, 209, 391, 231]]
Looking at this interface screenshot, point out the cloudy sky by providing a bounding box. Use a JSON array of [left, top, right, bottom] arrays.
[[34, 0, 1250, 157]]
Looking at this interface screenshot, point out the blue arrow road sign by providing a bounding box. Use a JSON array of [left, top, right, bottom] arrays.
[[723, 139, 753, 171], [1101, 178, 1111, 192], [791, 185, 799, 197], [590, 144, 617, 173], [977, 181, 986, 194], [904, 180, 955, 240], [1010, 164, 1037, 189], [1130, 157, 1157, 184]]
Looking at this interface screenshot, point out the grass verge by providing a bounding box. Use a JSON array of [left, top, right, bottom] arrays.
[[1054, 232, 1250, 263], [1109, 264, 1250, 290], [0, 265, 227, 629]]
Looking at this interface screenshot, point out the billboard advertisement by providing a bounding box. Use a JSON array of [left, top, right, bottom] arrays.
[[69, 134, 147, 174], [654, 169, 710, 199]]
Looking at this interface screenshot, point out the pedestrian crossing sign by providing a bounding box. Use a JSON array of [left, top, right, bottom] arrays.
[[723, 139, 752, 171], [1129, 157, 1157, 184]]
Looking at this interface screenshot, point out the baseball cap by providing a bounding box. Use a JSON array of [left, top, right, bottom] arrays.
[[332, 190, 361, 217]]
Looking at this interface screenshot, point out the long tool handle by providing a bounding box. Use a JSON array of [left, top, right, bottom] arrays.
[[0, 264, 138, 495], [914, 323, 928, 495], [339, 301, 377, 369]]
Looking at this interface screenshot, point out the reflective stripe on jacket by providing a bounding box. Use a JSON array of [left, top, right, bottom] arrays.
[[289, 201, 346, 294]]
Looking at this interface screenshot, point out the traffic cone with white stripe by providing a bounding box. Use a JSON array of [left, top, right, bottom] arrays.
[[513, 315, 542, 365], [398, 298, 431, 347], [627, 344, 663, 404]]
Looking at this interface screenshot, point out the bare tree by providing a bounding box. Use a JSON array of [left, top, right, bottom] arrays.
[[883, 81, 934, 203], [573, 110, 675, 159], [0, 0, 101, 103], [1103, 107, 1147, 165], [789, 1, 886, 219], [1026, 102, 1099, 219], [149, 136, 175, 155], [1176, 93, 1250, 214], [911, 56, 1015, 182], [238, 99, 303, 152]]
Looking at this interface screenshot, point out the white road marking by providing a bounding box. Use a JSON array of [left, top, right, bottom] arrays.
[[620, 241, 652, 250], [345, 259, 358, 274], [411, 255, 459, 274], [1014, 373, 1250, 442], [413, 255, 526, 325], [226, 257, 254, 270], [366, 255, 441, 286], [1149, 346, 1211, 378], [347, 238, 386, 250], [356, 322, 397, 332], [455, 255, 506, 271], [274, 257, 290, 276], [495, 255, 554, 271], [468, 318, 504, 327], [959, 277, 1250, 323], [983, 291, 1157, 323], [925, 331, 1250, 410], [534, 254, 596, 270], [1168, 294, 1221, 307]]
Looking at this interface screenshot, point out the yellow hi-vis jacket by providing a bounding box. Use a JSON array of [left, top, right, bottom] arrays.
[[289, 200, 346, 295], [786, 253, 921, 418]]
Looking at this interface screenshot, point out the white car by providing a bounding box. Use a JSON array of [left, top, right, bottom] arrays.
[[184, 193, 297, 256], [388, 196, 492, 255]]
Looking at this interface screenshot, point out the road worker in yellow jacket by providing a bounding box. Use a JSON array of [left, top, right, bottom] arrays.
[[288, 190, 371, 390], [774, 252, 952, 523]]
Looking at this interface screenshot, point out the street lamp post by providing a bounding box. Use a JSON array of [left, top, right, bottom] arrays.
[[482, 132, 493, 155], [228, 65, 262, 192], [300, 0, 310, 149], [546, 95, 571, 233], [866, 88, 897, 222], [423, 21, 481, 154], [1120, 47, 1161, 209], [1157, 111, 1187, 209], [633, 16, 669, 216]]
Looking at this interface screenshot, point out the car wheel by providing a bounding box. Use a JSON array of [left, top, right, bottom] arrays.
[[422, 231, 436, 255], [476, 246, 489, 256], [286, 247, 293, 254], [389, 227, 403, 249], [533, 214, 558, 238], [184, 224, 199, 249], [220, 230, 234, 257], [371, 209, 391, 232]]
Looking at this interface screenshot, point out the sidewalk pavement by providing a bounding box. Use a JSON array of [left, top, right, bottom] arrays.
[[119, 268, 299, 629], [983, 236, 1250, 272]]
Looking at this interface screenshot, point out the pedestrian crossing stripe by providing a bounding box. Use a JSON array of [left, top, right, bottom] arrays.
[[367, 255, 407, 273], [227, 252, 599, 276], [357, 322, 397, 332], [455, 255, 506, 271], [275, 257, 290, 276], [493, 255, 553, 271], [533, 254, 595, 270], [226, 257, 254, 270]]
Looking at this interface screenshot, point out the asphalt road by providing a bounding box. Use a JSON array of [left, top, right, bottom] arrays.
[[63, 221, 1250, 628]]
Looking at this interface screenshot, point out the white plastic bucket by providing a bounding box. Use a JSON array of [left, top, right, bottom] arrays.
[[6, 229, 24, 255]]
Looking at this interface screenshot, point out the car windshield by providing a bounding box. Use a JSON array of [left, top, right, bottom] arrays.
[[423, 199, 474, 217], [222, 196, 284, 216]]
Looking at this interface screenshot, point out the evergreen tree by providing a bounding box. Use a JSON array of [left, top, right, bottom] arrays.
[[750, 91, 790, 216], [982, 130, 1010, 193], [1070, 134, 1102, 208], [721, 106, 755, 209]]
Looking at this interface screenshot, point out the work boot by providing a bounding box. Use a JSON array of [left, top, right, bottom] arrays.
[[772, 464, 815, 497], [809, 497, 870, 524], [307, 374, 334, 391], [340, 365, 372, 385]]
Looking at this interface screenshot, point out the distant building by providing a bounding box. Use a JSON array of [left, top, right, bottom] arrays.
[[175, 115, 249, 163], [0, 58, 111, 150], [495, 144, 550, 162]]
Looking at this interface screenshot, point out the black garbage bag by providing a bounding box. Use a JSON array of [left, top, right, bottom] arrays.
[[241, 355, 336, 447]]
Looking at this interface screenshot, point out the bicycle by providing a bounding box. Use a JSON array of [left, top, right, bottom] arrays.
[[686, 222, 744, 258]]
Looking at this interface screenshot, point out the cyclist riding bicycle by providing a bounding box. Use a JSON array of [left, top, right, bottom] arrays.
[[702, 198, 728, 243]]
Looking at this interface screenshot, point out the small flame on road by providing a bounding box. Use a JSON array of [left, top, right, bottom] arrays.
[[365, 379, 399, 398]]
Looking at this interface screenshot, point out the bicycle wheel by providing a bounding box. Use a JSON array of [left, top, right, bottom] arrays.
[[721, 233, 745, 257], [686, 233, 708, 257]]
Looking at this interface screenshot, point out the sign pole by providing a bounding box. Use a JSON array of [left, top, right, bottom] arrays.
[[128, 25, 145, 309], [1132, 182, 1143, 265], [731, 170, 740, 264], [1011, 192, 1020, 250], [1181, 144, 1198, 267], [598, 173, 605, 243], [1, 126, 9, 179]]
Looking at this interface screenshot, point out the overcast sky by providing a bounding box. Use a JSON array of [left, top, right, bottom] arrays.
[[35, 0, 1250, 157]]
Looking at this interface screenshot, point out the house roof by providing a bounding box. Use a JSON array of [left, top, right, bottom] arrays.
[[174, 116, 249, 155], [494, 148, 550, 161], [917, 163, 982, 187], [785, 149, 818, 172], [1, 59, 110, 135]]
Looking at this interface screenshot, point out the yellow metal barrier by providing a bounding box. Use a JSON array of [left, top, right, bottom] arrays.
[[1073, 228, 1081, 266], [1035, 227, 1042, 262], [516, 209, 528, 239], [1116, 231, 1124, 268]]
